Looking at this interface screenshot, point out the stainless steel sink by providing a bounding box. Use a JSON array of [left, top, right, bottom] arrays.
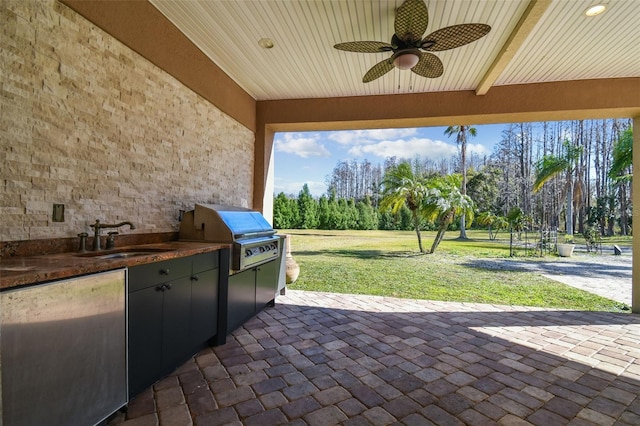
[[92, 251, 166, 259], [75, 248, 172, 259], [0, 266, 38, 272]]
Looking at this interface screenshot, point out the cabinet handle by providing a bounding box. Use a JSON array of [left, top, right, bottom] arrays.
[[160, 269, 170, 275], [191, 275, 199, 281], [165, 283, 172, 290], [156, 285, 165, 291]]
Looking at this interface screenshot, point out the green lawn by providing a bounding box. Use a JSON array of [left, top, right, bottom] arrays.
[[282, 229, 629, 312]]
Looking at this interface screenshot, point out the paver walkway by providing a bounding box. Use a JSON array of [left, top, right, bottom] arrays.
[[467, 252, 632, 306], [111, 290, 640, 425]]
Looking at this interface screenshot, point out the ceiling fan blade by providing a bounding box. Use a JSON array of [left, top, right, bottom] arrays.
[[334, 41, 393, 53], [411, 52, 443, 78], [363, 59, 395, 83], [394, 0, 428, 42], [421, 24, 491, 51]]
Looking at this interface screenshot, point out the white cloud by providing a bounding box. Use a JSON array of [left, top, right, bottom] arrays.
[[274, 178, 326, 197], [275, 133, 330, 158], [328, 128, 418, 145], [467, 143, 489, 156], [346, 137, 490, 160], [347, 137, 454, 159]]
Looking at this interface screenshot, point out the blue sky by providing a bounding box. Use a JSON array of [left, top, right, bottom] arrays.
[[273, 123, 506, 197]]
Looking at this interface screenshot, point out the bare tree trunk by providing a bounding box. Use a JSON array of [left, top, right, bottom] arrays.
[[585, 121, 593, 221], [619, 184, 628, 235], [566, 177, 574, 237], [607, 195, 616, 236]]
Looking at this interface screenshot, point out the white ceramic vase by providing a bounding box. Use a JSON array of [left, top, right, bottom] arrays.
[[284, 235, 300, 284]]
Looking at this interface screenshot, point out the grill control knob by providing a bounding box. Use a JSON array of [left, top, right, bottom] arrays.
[[246, 249, 252, 257]]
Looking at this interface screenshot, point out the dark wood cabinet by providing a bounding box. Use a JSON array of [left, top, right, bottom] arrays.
[[128, 252, 221, 398], [190, 268, 219, 346], [128, 284, 164, 397], [256, 260, 279, 310], [160, 276, 193, 371], [227, 269, 257, 333], [226, 259, 279, 335]]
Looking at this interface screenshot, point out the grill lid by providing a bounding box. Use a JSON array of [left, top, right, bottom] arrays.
[[215, 208, 274, 238], [179, 204, 275, 243]]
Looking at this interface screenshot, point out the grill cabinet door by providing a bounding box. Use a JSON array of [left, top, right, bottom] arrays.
[[256, 259, 278, 309], [227, 269, 257, 333]]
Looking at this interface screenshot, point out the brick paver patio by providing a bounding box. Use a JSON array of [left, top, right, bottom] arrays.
[[111, 290, 640, 425]]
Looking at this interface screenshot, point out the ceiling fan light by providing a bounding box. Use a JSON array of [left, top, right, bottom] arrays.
[[258, 38, 275, 49], [393, 53, 420, 70]]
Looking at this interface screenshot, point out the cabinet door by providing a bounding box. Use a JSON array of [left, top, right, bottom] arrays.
[[256, 260, 278, 310], [161, 276, 193, 372], [191, 268, 219, 346], [227, 269, 257, 333], [128, 285, 164, 397]]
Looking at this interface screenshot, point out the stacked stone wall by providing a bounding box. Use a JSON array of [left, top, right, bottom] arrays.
[[1, 0, 254, 241]]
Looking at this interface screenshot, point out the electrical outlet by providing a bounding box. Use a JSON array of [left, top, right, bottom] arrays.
[[52, 204, 65, 222]]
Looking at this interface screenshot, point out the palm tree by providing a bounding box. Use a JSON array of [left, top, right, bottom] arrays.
[[422, 174, 474, 253], [380, 162, 428, 252], [609, 127, 633, 235], [476, 211, 508, 240], [533, 140, 583, 238], [609, 127, 633, 183], [444, 125, 477, 239]]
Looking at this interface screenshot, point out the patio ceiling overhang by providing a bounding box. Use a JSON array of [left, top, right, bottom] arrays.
[[59, 0, 640, 311]]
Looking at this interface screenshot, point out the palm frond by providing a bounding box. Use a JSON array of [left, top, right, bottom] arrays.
[[533, 155, 569, 192], [612, 174, 633, 185], [421, 174, 473, 223], [609, 128, 633, 180]]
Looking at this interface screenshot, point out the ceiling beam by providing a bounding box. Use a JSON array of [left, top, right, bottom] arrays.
[[257, 78, 640, 130], [475, 0, 553, 96]]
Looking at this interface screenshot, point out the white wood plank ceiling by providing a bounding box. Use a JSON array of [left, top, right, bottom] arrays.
[[149, 0, 640, 101]]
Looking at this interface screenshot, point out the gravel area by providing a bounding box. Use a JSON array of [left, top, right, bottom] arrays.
[[465, 245, 633, 306]]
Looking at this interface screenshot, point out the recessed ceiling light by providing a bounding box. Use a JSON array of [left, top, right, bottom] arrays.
[[585, 4, 606, 16], [258, 38, 275, 49]]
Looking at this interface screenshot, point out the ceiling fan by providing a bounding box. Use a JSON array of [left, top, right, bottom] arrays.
[[334, 0, 491, 83]]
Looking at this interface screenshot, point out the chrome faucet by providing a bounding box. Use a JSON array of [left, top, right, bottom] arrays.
[[90, 220, 136, 251]]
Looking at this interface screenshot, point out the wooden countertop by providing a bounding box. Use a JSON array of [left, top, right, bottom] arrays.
[[0, 241, 229, 290]]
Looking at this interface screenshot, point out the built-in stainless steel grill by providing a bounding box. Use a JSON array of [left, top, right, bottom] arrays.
[[179, 203, 284, 339], [179, 204, 280, 272]]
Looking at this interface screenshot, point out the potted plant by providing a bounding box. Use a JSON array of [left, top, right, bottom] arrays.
[[557, 234, 575, 257]]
